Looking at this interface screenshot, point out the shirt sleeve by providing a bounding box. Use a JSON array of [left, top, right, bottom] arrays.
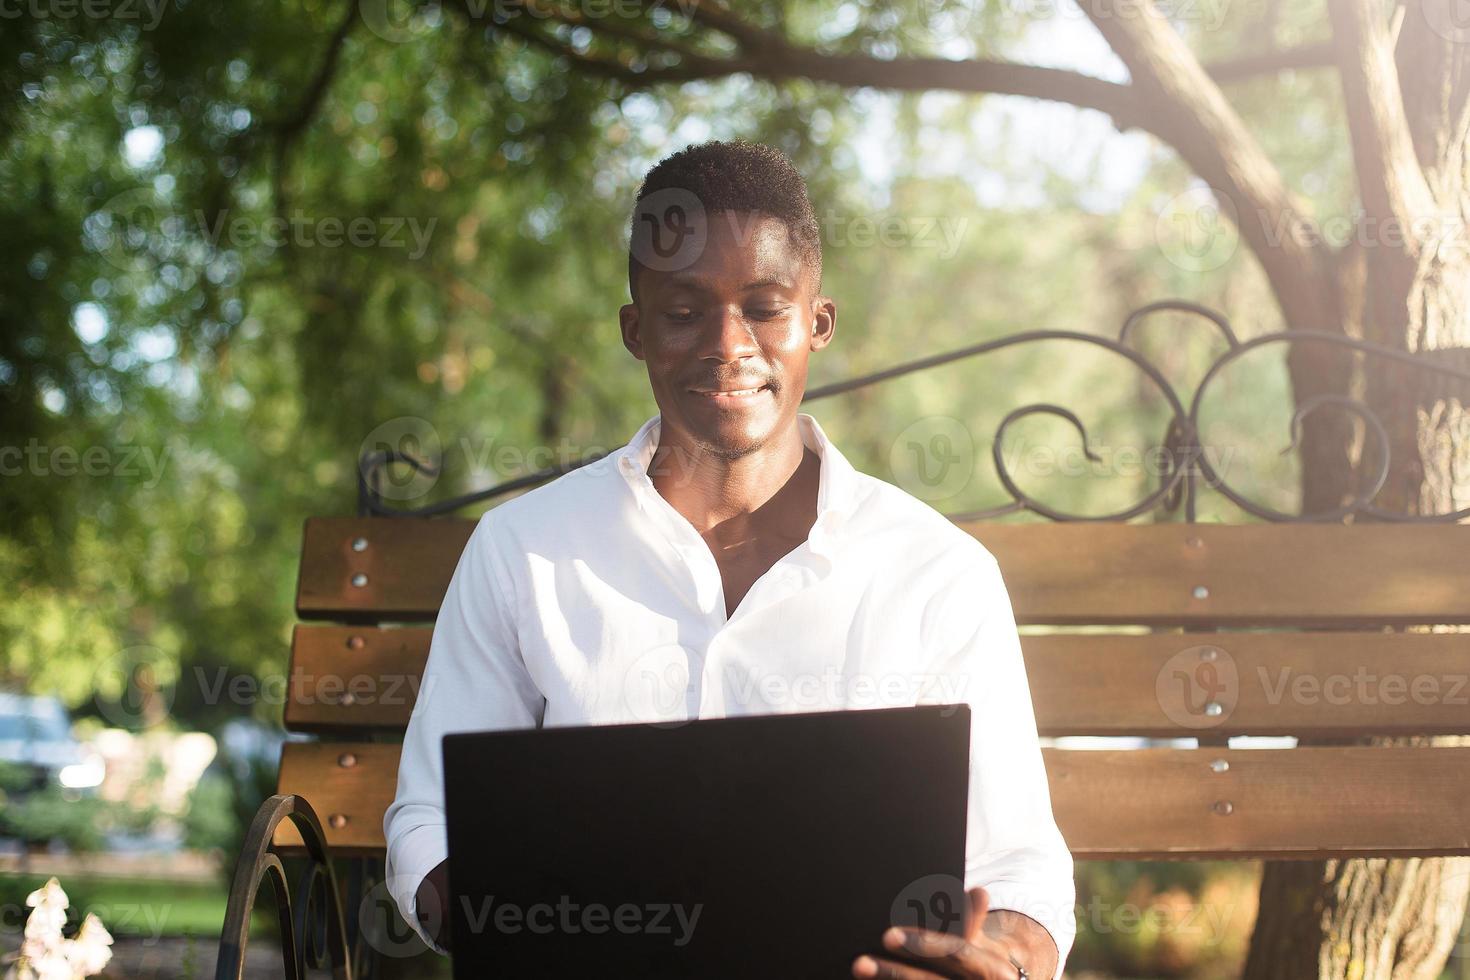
[[921, 548, 1076, 980], [382, 510, 545, 953]]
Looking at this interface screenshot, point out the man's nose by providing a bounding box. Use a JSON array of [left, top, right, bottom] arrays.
[[701, 306, 759, 361]]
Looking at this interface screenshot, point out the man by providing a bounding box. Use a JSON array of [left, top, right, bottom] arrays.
[[384, 141, 1075, 979]]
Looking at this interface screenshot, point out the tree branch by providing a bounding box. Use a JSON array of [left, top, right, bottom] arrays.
[[1079, 0, 1339, 331], [473, 0, 1347, 336], [1206, 41, 1335, 83], [274, 2, 358, 151], [269, 1, 358, 209], [1329, 0, 1436, 228], [1392, 0, 1470, 192]]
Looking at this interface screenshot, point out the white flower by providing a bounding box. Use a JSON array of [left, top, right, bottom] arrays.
[[21, 881, 68, 943], [62, 915, 113, 977], [4, 879, 114, 980]]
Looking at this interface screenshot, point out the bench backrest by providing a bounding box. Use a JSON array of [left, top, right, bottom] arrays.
[[274, 518, 1470, 859]]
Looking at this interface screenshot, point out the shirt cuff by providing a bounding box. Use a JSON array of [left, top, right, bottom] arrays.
[[385, 823, 449, 955], [975, 880, 1075, 980]]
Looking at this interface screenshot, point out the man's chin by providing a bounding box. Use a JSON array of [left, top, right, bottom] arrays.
[[677, 399, 785, 459]]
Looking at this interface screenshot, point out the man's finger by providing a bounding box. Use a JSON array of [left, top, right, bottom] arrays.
[[879, 925, 1018, 979], [964, 886, 990, 945], [851, 953, 948, 980]]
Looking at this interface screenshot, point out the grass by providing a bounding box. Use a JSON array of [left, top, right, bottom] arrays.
[[0, 872, 240, 939]]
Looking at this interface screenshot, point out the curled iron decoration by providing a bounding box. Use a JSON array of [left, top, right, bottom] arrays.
[[357, 301, 1470, 524], [216, 794, 353, 980]]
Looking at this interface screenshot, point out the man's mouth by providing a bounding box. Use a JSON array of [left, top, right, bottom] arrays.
[[691, 383, 772, 400]]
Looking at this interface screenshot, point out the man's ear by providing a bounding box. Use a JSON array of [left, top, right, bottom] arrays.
[[619, 302, 645, 360], [810, 295, 837, 352]]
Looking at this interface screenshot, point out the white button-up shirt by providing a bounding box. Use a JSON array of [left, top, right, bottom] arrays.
[[385, 412, 1076, 974]]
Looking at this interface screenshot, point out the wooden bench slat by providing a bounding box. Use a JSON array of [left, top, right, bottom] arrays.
[[297, 518, 1470, 626], [968, 523, 1470, 626], [1026, 632, 1470, 738], [273, 742, 1470, 860], [1048, 744, 1470, 859], [284, 625, 431, 732], [274, 742, 402, 856], [296, 517, 474, 622], [284, 626, 1470, 738]]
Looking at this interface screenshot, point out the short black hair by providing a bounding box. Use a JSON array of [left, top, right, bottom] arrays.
[[627, 140, 822, 298]]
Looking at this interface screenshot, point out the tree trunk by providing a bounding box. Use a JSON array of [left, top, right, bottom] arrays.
[[1247, 4, 1470, 977]]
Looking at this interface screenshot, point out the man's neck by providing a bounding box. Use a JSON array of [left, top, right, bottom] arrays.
[[648, 421, 816, 538]]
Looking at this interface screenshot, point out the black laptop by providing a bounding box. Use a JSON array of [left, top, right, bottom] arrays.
[[442, 703, 971, 979]]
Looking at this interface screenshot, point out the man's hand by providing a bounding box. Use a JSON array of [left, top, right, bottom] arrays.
[[415, 859, 452, 951], [851, 886, 1058, 980]]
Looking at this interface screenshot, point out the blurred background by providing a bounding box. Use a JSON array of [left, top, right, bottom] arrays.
[[2, 0, 1467, 976]]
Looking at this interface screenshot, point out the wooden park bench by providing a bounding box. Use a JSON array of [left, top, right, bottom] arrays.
[[216, 303, 1470, 979]]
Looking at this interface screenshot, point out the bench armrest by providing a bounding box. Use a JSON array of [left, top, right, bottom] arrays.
[[215, 794, 354, 980]]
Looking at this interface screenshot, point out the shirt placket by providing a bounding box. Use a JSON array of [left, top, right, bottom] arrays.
[[620, 449, 844, 719]]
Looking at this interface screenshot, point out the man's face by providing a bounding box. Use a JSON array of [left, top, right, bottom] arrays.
[[619, 211, 836, 459]]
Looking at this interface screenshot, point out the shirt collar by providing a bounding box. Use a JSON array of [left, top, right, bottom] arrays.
[[614, 412, 862, 546]]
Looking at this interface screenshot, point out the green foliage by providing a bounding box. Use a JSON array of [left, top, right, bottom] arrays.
[[1070, 861, 1260, 979], [179, 770, 235, 854], [182, 745, 279, 867], [1, 1, 1336, 729], [0, 3, 1369, 977], [0, 787, 109, 852]]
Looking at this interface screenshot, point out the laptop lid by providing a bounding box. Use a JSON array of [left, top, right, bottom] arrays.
[[443, 703, 971, 979]]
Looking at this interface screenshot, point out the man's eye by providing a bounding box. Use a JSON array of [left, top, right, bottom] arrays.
[[748, 307, 788, 320], [665, 310, 699, 323]]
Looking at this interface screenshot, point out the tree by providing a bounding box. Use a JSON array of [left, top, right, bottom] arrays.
[[2, 0, 1465, 973], [448, 0, 1470, 976]]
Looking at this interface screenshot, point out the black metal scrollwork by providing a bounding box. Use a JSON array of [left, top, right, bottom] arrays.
[[216, 794, 353, 980], [357, 301, 1470, 523]]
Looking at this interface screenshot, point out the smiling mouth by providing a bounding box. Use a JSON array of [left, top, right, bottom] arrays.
[[691, 384, 772, 400]]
